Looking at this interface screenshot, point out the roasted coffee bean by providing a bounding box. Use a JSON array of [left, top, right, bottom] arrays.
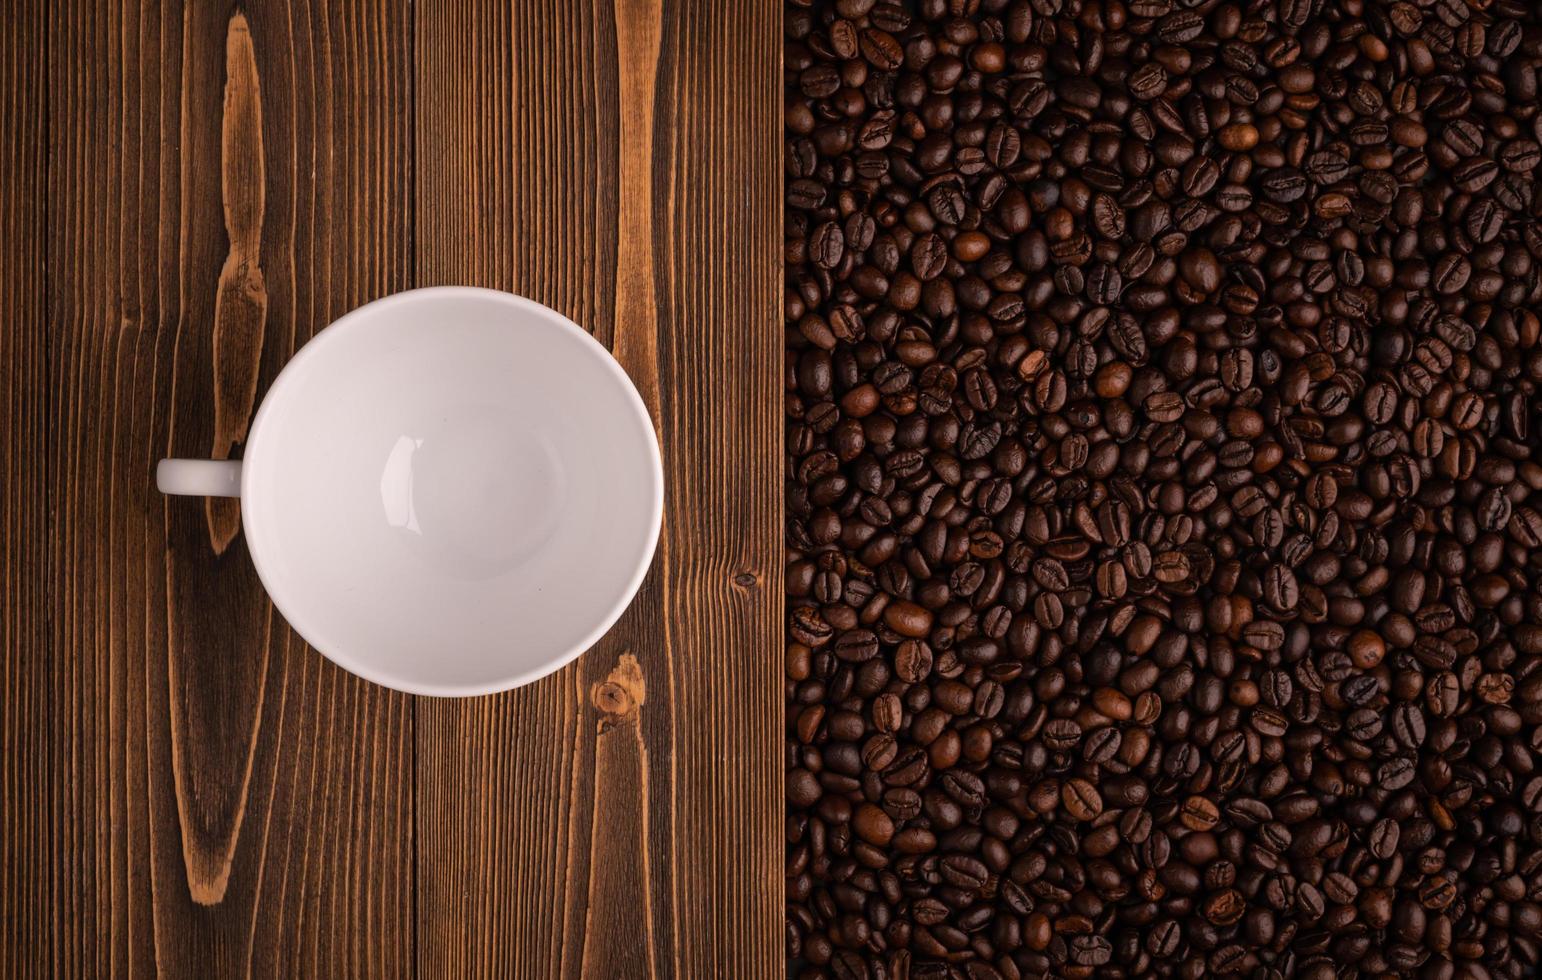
[[1061, 778, 1103, 821], [940, 854, 989, 891], [833, 629, 879, 662], [786, 0, 1542, 974]]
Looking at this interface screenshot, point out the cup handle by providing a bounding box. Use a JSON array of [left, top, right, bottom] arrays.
[[157, 459, 244, 498]]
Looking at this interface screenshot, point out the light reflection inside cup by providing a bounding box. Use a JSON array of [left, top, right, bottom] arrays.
[[378, 411, 567, 581]]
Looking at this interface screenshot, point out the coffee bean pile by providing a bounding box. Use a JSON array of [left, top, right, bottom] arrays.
[[784, 0, 1542, 977]]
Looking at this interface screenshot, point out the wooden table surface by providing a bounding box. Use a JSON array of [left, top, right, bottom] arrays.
[[1, 1, 780, 976]]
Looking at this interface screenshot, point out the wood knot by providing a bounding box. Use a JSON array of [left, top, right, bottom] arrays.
[[591, 653, 645, 723], [733, 569, 760, 588], [594, 682, 632, 715]]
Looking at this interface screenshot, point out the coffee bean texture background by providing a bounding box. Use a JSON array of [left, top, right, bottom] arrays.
[[785, 1, 1542, 977]]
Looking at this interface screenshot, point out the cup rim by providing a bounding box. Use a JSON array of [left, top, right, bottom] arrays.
[[241, 285, 665, 697]]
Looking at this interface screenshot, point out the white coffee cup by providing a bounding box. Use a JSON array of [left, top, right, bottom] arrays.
[[158, 287, 663, 696]]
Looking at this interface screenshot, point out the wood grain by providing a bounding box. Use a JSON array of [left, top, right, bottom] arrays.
[[413, 1, 781, 977], [45, 1, 414, 975], [13, 0, 779, 975], [0, 1, 53, 975], [205, 12, 269, 557]]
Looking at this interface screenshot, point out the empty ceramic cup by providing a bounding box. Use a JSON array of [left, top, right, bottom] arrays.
[[158, 287, 664, 696]]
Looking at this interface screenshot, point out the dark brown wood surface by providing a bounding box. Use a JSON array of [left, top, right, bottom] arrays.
[[2, 0, 51, 974], [8, 1, 779, 976]]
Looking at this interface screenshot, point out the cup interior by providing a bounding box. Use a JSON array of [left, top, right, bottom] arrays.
[[242, 288, 662, 695]]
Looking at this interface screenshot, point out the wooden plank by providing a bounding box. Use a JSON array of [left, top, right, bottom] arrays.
[[47, 2, 414, 975], [0, 1, 52, 975], [413, 0, 782, 976]]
